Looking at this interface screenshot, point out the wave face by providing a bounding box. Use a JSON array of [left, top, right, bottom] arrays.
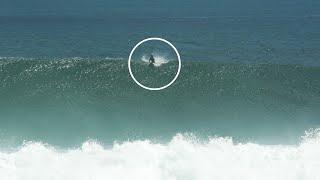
[[0, 129, 320, 180], [0, 58, 320, 146]]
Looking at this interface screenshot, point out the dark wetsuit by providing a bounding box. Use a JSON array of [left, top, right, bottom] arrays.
[[149, 55, 155, 67], [149, 55, 155, 64]]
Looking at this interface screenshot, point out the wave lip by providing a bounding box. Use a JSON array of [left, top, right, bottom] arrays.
[[0, 129, 320, 180]]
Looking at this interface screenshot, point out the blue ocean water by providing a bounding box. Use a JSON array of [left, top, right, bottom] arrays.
[[1, 16, 320, 66]]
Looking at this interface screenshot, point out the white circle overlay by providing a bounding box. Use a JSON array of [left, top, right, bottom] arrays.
[[128, 37, 181, 91]]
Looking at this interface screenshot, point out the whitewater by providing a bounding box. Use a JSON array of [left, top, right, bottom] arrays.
[[140, 54, 170, 67], [0, 129, 319, 180]]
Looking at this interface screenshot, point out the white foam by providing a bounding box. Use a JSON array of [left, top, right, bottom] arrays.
[[0, 129, 320, 180], [141, 54, 170, 67]]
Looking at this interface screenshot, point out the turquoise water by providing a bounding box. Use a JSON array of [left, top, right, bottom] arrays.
[[0, 58, 319, 147], [1, 58, 319, 179]]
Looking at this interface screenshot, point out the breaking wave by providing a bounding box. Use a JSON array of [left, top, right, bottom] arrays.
[[0, 129, 320, 180]]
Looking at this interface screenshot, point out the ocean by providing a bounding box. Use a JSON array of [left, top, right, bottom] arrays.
[[1, 16, 320, 65], [0, 1, 320, 179], [0, 58, 319, 179]]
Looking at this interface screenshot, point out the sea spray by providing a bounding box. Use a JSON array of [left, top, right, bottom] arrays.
[[0, 129, 320, 180], [140, 54, 170, 67]]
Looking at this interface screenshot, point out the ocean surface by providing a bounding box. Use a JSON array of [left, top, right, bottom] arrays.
[[0, 57, 319, 179], [0, 16, 320, 66], [0, 8, 320, 180]]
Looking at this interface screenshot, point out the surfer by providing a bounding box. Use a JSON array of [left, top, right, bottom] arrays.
[[149, 55, 155, 67]]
